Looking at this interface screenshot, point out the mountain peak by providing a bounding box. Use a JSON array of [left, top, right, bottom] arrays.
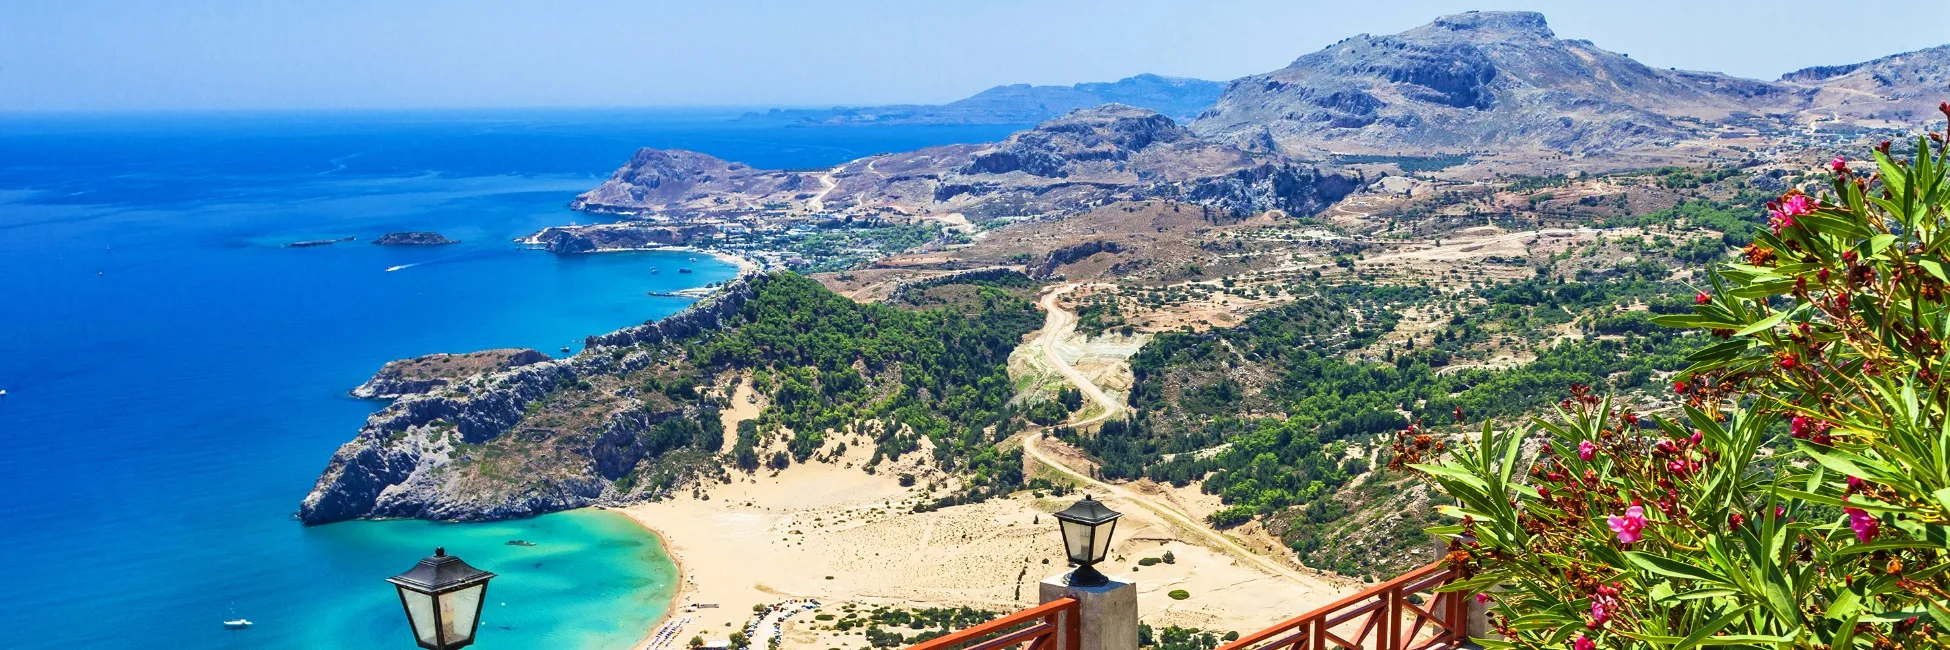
[[1417, 11, 1554, 39]]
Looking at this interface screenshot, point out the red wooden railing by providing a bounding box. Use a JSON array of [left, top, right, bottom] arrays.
[[906, 598, 1081, 650], [1216, 561, 1471, 650]]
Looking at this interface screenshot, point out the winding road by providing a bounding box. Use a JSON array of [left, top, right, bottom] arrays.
[[1021, 284, 1318, 583]]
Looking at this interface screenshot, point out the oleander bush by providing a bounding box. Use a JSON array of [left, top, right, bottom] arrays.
[[1403, 115, 1950, 649]]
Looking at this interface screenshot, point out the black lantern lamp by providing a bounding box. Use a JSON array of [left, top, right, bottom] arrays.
[[1053, 495, 1122, 587], [387, 547, 496, 650]]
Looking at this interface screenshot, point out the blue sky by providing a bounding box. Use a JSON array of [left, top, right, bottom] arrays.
[[4, 0, 1947, 111]]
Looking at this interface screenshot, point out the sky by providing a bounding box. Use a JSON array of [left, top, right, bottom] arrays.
[[4, 0, 1948, 112]]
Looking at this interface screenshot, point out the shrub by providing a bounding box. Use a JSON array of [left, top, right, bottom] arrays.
[[1138, 557, 1162, 566], [1167, 589, 1191, 601], [1404, 128, 1950, 649]]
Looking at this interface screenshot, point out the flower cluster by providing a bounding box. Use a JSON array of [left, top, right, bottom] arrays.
[[1412, 126, 1950, 649]]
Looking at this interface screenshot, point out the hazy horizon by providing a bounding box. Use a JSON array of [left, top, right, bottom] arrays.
[[5, 0, 1949, 113]]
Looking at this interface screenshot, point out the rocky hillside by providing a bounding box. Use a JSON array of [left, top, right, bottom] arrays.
[[300, 272, 1041, 524], [1190, 11, 1810, 157], [744, 74, 1225, 126], [570, 149, 810, 214], [570, 105, 1358, 222], [1782, 44, 1950, 125]]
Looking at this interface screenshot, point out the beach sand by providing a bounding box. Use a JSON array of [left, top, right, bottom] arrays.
[[621, 442, 1356, 650]]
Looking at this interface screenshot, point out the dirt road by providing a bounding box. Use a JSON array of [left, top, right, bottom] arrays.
[[1023, 284, 1326, 584]]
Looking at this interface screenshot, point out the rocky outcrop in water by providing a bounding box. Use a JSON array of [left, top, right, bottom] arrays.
[[372, 232, 458, 246], [298, 276, 762, 524]]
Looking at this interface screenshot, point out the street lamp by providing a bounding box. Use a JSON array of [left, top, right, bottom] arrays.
[[1053, 495, 1121, 587], [386, 547, 496, 650]]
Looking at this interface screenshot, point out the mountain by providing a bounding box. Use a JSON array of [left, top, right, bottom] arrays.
[[1190, 11, 1810, 157], [1782, 44, 1950, 125], [744, 74, 1226, 125], [569, 105, 1356, 229]]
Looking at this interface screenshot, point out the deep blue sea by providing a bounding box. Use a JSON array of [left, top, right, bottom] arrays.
[[0, 110, 1023, 649]]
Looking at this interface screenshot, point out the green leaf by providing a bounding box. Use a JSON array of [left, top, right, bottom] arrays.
[[1735, 309, 1791, 336], [1626, 552, 1728, 585], [1676, 605, 1752, 650]]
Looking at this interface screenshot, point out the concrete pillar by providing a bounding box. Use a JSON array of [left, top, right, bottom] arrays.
[[1464, 592, 1492, 640], [1040, 573, 1137, 650]]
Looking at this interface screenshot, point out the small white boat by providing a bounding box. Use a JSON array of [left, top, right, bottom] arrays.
[[224, 619, 252, 630]]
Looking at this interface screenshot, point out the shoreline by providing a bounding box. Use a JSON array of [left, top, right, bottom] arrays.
[[621, 510, 691, 650]]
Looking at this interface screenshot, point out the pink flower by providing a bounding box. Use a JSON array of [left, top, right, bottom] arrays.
[[1578, 440, 1598, 462], [1768, 194, 1813, 235], [1573, 635, 1596, 650], [1790, 415, 1811, 439], [1846, 507, 1879, 542], [1695, 291, 1710, 305], [1846, 476, 1863, 491], [1475, 593, 1494, 604], [1587, 584, 1621, 629], [1831, 156, 1848, 172], [1607, 505, 1646, 544]]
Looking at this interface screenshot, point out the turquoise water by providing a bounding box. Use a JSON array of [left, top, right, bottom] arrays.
[[0, 110, 1025, 649]]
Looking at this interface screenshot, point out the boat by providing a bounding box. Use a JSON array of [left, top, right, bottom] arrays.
[[650, 268, 660, 274], [224, 619, 253, 630], [688, 256, 698, 262], [506, 540, 537, 547], [560, 346, 573, 353], [679, 268, 693, 274]]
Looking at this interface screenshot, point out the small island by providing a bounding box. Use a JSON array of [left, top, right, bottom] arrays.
[[372, 231, 458, 246]]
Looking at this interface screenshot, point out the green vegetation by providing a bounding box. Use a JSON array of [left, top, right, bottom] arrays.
[[826, 605, 1004, 648], [690, 274, 1036, 499], [1166, 589, 1191, 600], [1066, 271, 1703, 574], [1139, 624, 1224, 650]]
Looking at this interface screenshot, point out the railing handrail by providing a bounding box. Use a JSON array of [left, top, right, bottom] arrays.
[[1216, 560, 1466, 650], [904, 597, 1080, 650]]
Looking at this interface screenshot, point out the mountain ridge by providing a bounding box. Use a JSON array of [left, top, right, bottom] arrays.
[[744, 73, 1226, 126]]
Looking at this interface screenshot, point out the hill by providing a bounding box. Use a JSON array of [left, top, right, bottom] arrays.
[[744, 74, 1226, 125], [1781, 43, 1950, 126]]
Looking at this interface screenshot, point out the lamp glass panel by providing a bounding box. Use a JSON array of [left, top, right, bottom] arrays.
[[399, 586, 439, 646], [1088, 519, 1116, 563], [1059, 518, 1091, 563], [437, 584, 486, 645]]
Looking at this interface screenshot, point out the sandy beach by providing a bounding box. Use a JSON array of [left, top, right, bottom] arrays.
[[619, 437, 1357, 650]]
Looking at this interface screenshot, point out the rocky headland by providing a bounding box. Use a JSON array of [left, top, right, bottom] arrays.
[[351, 349, 549, 399], [299, 276, 761, 524], [567, 104, 1360, 227]]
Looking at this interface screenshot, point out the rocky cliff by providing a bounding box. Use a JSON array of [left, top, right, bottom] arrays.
[[1190, 11, 1812, 157], [299, 277, 762, 524]]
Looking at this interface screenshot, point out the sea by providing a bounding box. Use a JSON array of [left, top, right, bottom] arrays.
[[0, 109, 1024, 649]]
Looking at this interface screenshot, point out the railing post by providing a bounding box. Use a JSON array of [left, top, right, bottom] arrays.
[[1039, 573, 1137, 650]]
